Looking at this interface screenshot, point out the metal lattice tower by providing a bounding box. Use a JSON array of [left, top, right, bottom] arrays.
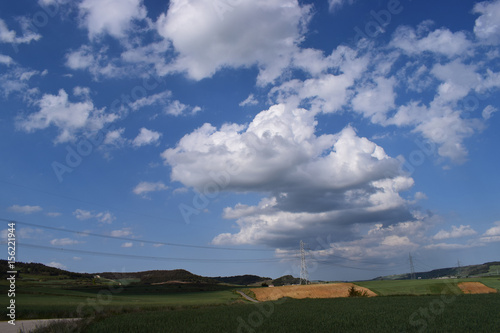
[[409, 253, 416, 280], [457, 259, 462, 278], [300, 240, 309, 285]]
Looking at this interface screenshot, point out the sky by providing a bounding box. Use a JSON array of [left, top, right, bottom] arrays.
[[0, 0, 499, 281]]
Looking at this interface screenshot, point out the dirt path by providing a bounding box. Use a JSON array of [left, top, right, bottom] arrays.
[[458, 282, 497, 294], [0, 318, 80, 333], [250, 283, 376, 301], [237, 290, 259, 303]]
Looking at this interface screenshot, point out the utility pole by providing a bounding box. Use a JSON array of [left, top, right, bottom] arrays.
[[300, 240, 309, 285], [409, 253, 416, 280]]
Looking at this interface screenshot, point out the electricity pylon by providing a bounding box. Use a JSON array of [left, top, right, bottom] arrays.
[[300, 240, 309, 285]]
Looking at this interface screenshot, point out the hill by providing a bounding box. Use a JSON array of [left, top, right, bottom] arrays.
[[211, 274, 271, 286], [272, 274, 301, 286], [99, 269, 219, 284], [0, 259, 91, 279], [374, 261, 500, 280]]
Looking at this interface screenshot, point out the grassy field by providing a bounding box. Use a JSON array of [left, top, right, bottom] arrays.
[[46, 294, 500, 333], [1, 279, 240, 320], [354, 277, 500, 296]]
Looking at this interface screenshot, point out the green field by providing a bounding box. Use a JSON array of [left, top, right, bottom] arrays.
[[4, 275, 500, 332], [355, 277, 500, 296], [36, 294, 500, 333]]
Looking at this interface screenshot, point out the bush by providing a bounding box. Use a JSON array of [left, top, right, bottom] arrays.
[[348, 286, 368, 297]]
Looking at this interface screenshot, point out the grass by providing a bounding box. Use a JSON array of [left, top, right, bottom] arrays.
[[355, 278, 463, 296], [37, 294, 500, 333]]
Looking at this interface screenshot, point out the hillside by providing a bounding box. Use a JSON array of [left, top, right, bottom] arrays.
[[0, 259, 91, 279], [99, 269, 219, 285], [211, 274, 271, 286], [272, 275, 301, 286], [374, 261, 500, 280]]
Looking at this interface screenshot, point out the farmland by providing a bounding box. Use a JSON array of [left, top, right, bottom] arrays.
[[1, 261, 499, 332]]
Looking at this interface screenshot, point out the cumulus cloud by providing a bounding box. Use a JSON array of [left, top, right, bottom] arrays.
[[132, 128, 162, 147], [0, 54, 14, 66], [121, 242, 133, 248], [163, 104, 416, 248], [78, 0, 148, 39], [133, 181, 168, 198], [8, 205, 42, 214], [473, 0, 500, 44], [433, 225, 477, 240], [390, 25, 471, 57], [17, 88, 119, 144], [239, 94, 259, 107], [156, 0, 312, 85]]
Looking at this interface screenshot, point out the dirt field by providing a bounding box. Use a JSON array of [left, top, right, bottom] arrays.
[[458, 282, 498, 294], [250, 283, 376, 301]]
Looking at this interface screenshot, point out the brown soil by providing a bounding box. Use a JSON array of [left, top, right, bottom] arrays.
[[249, 283, 376, 301], [457, 282, 497, 294]]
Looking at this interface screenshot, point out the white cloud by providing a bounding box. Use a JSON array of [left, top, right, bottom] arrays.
[[424, 243, 474, 250], [46, 212, 62, 217], [73, 209, 115, 224], [482, 105, 497, 120], [239, 94, 258, 107], [65, 45, 120, 78], [17, 89, 119, 144], [0, 18, 41, 45], [164, 104, 415, 247], [390, 25, 471, 57], [110, 228, 133, 237], [473, 0, 500, 44], [433, 225, 477, 240], [0, 54, 13, 66], [50, 238, 83, 246], [73, 209, 94, 220], [96, 211, 115, 224], [8, 205, 42, 214], [129, 91, 172, 111], [328, 0, 355, 13], [351, 76, 396, 123], [132, 128, 161, 147], [1, 227, 44, 239], [104, 128, 126, 146], [157, 0, 312, 85], [121, 242, 133, 248], [46, 261, 67, 270], [484, 221, 500, 237], [78, 0, 148, 40], [133, 181, 168, 198]]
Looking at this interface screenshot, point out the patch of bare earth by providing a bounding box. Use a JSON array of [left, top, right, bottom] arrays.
[[249, 283, 376, 301], [457, 282, 497, 294]]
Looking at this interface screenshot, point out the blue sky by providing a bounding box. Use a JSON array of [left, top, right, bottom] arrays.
[[1, 0, 499, 281]]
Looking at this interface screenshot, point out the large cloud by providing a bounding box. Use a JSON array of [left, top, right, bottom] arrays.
[[163, 104, 416, 248], [156, 0, 312, 85], [473, 0, 500, 45]]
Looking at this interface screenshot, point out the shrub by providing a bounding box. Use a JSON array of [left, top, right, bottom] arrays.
[[348, 286, 368, 297]]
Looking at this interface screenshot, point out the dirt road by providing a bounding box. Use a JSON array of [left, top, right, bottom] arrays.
[[0, 318, 80, 333]]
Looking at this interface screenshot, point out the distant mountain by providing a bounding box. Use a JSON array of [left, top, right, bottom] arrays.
[[0, 259, 91, 279], [211, 274, 271, 286], [99, 269, 219, 285], [373, 261, 500, 280]]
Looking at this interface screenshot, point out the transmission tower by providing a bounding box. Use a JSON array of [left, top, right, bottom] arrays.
[[409, 253, 416, 280], [300, 240, 309, 285], [456, 259, 462, 278]]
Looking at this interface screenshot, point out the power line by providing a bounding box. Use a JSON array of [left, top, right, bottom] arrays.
[[0, 242, 293, 264], [1, 218, 274, 252]]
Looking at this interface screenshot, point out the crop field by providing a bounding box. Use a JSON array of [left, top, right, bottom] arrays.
[[354, 277, 500, 296], [52, 294, 500, 333]]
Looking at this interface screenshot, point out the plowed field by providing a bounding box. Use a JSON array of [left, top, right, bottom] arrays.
[[458, 282, 497, 294], [250, 283, 376, 301]]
